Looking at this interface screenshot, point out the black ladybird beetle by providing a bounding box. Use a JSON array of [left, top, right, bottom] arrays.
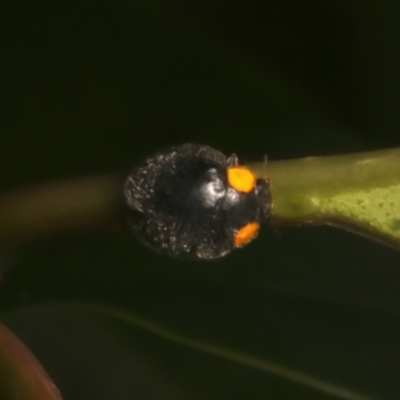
[[123, 143, 271, 259]]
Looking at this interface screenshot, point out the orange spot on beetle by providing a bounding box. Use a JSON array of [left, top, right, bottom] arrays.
[[233, 222, 260, 248], [227, 167, 256, 193]]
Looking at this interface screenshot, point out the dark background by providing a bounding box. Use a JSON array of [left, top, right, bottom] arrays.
[[2, 1, 400, 399]]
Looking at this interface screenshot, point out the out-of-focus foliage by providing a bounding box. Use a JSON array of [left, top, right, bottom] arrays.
[[2, 1, 400, 399], [0, 322, 62, 400]]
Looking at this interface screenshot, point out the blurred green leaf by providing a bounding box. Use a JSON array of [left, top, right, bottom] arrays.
[[3, 303, 376, 400]]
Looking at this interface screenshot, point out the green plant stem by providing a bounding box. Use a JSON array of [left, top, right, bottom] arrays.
[[0, 175, 124, 245], [249, 147, 400, 249], [1, 147, 400, 250]]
